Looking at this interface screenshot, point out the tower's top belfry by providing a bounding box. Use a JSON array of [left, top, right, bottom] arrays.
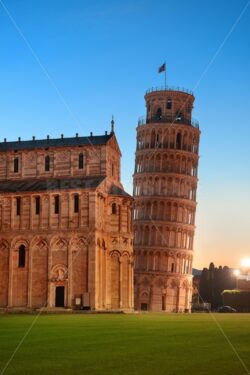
[[139, 86, 199, 129]]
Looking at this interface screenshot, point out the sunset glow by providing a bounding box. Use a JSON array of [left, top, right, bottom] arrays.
[[241, 258, 250, 268], [233, 269, 240, 276]]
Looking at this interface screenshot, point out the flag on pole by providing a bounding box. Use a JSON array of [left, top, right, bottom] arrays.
[[158, 63, 166, 73]]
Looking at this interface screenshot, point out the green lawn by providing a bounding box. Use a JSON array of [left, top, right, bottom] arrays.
[[0, 313, 250, 375]]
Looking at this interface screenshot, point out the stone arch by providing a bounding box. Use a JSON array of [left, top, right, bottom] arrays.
[[144, 226, 149, 245], [142, 250, 147, 270], [147, 153, 153, 171], [187, 158, 192, 175], [166, 202, 171, 221], [168, 253, 175, 272], [0, 239, 9, 251], [155, 154, 161, 171], [30, 236, 48, 250], [148, 251, 154, 271], [178, 205, 183, 222], [169, 129, 175, 148], [141, 276, 151, 288], [139, 225, 143, 245], [183, 131, 188, 150], [144, 155, 150, 171], [134, 225, 138, 245], [154, 276, 164, 289], [175, 154, 181, 173], [11, 237, 29, 251], [50, 263, 68, 281], [161, 177, 166, 195], [151, 129, 156, 148], [163, 226, 170, 246], [173, 177, 179, 196], [50, 236, 68, 250], [180, 156, 186, 174], [156, 128, 162, 146], [154, 177, 160, 195], [163, 129, 169, 148], [139, 290, 150, 310], [176, 132, 182, 150], [152, 201, 157, 219], [146, 130, 151, 148], [156, 226, 163, 246], [142, 178, 147, 195], [148, 177, 153, 195], [162, 251, 168, 271], [150, 226, 156, 246], [158, 202, 164, 220], [179, 278, 190, 311], [11, 237, 29, 307], [172, 203, 178, 221], [167, 177, 173, 195], [176, 231, 182, 248], [169, 154, 174, 172], [146, 201, 151, 219], [154, 251, 161, 271], [180, 179, 185, 197]]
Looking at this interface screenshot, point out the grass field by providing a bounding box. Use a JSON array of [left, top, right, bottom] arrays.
[[0, 313, 250, 375]]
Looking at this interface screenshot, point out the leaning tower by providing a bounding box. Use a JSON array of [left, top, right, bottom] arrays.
[[133, 86, 200, 312]]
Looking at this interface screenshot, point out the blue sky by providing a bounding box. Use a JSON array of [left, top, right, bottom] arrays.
[[0, 0, 249, 268]]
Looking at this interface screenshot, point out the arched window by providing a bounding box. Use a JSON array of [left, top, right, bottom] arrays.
[[74, 194, 79, 213], [16, 197, 21, 216], [176, 133, 182, 149], [45, 155, 50, 171], [14, 157, 19, 173], [54, 195, 59, 214], [156, 107, 162, 120], [112, 203, 117, 214], [175, 111, 182, 121], [18, 245, 26, 268], [35, 196, 40, 215], [166, 99, 172, 110], [78, 153, 84, 169]]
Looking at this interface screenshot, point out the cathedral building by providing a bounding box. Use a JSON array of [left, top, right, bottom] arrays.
[[0, 122, 134, 311], [133, 87, 200, 312]]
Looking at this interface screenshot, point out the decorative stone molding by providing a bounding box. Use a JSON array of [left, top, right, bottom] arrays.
[[50, 264, 68, 281]]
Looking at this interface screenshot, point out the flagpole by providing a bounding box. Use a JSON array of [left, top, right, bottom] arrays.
[[164, 61, 166, 89]]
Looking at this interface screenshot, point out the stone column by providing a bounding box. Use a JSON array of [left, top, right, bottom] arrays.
[[7, 246, 13, 307], [27, 245, 32, 308], [176, 285, 181, 312], [119, 258, 122, 308], [103, 248, 106, 308], [67, 244, 72, 307], [47, 243, 52, 307], [105, 252, 111, 309]]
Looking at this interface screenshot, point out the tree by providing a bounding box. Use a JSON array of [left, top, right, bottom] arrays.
[[198, 263, 237, 309]]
